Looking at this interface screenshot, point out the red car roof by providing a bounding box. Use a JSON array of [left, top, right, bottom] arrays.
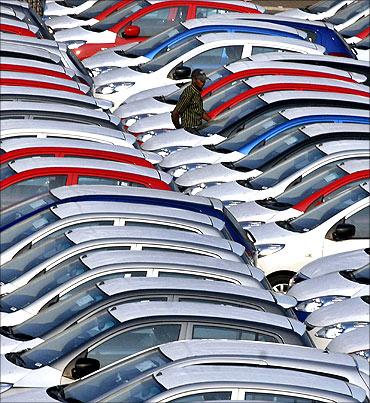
[[0, 78, 84, 94]]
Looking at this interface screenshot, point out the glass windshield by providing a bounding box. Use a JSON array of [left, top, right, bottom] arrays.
[[197, 96, 266, 137], [357, 35, 370, 48], [215, 111, 286, 152], [0, 193, 57, 229], [78, 0, 117, 19], [91, 0, 149, 32], [121, 24, 187, 57], [139, 38, 201, 73], [0, 162, 16, 180], [104, 376, 165, 403], [307, 0, 340, 13], [248, 146, 326, 190], [63, 349, 170, 402], [352, 264, 370, 283], [0, 256, 89, 313], [327, 1, 369, 25], [0, 209, 59, 252], [16, 310, 120, 369], [341, 15, 369, 37], [203, 81, 251, 112], [0, 231, 74, 285], [288, 184, 369, 232], [234, 128, 309, 171]]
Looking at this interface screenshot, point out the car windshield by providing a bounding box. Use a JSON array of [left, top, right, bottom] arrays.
[[234, 127, 310, 171], [341, 15, 369, 37], [138, 38, 201, 73], [0, 231, 74, 285], [0, 162, 16, 180], [203, 81, 251, 112], [326, 1, 369, 25], [247, 146, 326, 190], [215, 111, 287, 152], [287, 184, 369, 232], [0, 208, 59, 251], [0, 256, 90, 313], [197, 96, 266, 137], [306, 0, 341, 13], [120, 24, 187, 57], [103, 375, 165, 403], [63, 349, 170, 402], [0, 193, 57, 229], [78, 0, 118, 19], [13, 310, 120, 369], [357, 35, 370, 49], [90, 0, 149, 32]]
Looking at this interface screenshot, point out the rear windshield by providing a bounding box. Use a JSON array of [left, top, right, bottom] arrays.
[[327, 1, 369, 25]]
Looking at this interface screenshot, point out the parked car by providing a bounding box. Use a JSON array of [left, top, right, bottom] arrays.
[[0, 16, 41, 37], [228, 159, 369, 229], [341, 15, 369, 43], [54, 0, 264, 59], [324, 0, 369, 32], [288, 263, 369, 321], [44, 0, 99, 17], [306, 296, 369, 349], [354, 35, 370, 62], [327, 325, 370, 362], [0, 250, 265, 327], [0, 277, 295, 354], [0, 301, 310, 389], [93, 32, 325, 110], [0, 157, 172, 209], [5, 338, 368, 402], [247, 181, 370, 291]]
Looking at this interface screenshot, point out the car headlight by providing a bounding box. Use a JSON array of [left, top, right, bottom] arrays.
[[316, 321, 368, 339], [95, 82, 135, 95], [296, 296, 348, 313], [91, 66, 116, 76], [64, 40, 87, 49], [242, 221, 266, 228], [157, 147, 186, 158], [168, 163, 208, 178], [122, 114, 154, 128], [0, 383, 13, 394], [289, 272, 308, 287], [353, 349, 369, 361], [256, 244, 285, 258]]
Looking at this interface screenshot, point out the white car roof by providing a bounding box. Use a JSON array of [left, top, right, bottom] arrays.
[[8, 157, 161, 179], [301, 123, 370, 137], [0, 16, 38, 33], [0, 41, 60, 63], [152, 365, 365, 401], [0, 57, 71, 75], [317, 140, 369, 155], [280, 106, 369, 120], [108, 302, 300, 332]]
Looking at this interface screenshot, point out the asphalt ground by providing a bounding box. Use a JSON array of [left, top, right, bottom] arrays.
[[257, 0, 317, 12]]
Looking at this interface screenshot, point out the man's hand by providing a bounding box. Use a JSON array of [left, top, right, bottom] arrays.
[[203, 111, 211, 122], [171, 111, 181, 129]]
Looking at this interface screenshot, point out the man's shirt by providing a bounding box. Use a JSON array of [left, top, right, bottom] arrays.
[[173, 84, 204, 128]]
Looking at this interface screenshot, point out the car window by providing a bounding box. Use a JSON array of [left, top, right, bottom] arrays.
[[1, 175, 67, 211], [244, 392, 322, 402], [86, 324, 182, 369], [185, 46, 243, 73], [196, 6, 239, 18], [158, 271, 231, 282], [178, 296, 260, 310], [77, 176, 146, 187], [171, 391, 232, 402], [251, 46, 299, 55], [131, 6, 188, 37], [343, 206, 370, 239], [0, 162, 17, 181], [192, 325, 279, 343]]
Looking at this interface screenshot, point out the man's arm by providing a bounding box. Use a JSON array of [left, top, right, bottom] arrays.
[[171, 86, 192, 129], [202, 111, 211, 122]]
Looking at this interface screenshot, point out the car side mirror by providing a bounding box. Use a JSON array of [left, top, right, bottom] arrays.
[[124, 25, 140, 38], [173, 65, 191, 80], [71, 357, 100, 379], [332, 223, 356, 241]]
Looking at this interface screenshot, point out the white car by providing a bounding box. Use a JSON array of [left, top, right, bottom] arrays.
[[44, 0, 98, 17], [83, 19, 307, 73], [126, 75, 369, 139], [247, 181, 370, 291], [0, 120, 136, 148], [277, 0, 354, 21], [291, 248, 370, 284], [327, 325, 370, 361], [306, 296, 369, 349], [288, 263, 369, 321], [226, 158, 369, 228], [197, 138, 369, 201], [93, 32, 325, 110], [354, 36, 370, 62], [325, 0, 369, 32], [0, 250, 264, 328]]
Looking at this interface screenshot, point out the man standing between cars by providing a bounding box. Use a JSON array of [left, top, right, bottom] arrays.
[[171, 69, 212, 133], [27, 0, 44, 16]]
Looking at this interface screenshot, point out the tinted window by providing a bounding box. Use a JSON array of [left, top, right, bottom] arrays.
[[251, 46, 299, 55], [77, 176, 146, 187], [244, 392, 322, 402], [0, 162, 16, 181], [344, 206, 370, 239], [172, 391, 232, 402], [327, 1, 369, 25], [196, 6, 239, 18]]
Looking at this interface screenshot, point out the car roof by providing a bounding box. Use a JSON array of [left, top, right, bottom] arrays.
[[0, 56, 73, 74], [280, 106, 370, 119], [0, 16, 38, 32], [80, 249, 262, 280], [301, 123, 370, 137], [317, 140, 369, 155], [97, 277, 279, 303], [197, 32, 322, 51], [108, 301, 300, 332], [327, 325, 370, 354], [7, 157, 161, 178], [0, 41, 60, 62], [152, 365, 365, 401], [65, 226, 243, 255]]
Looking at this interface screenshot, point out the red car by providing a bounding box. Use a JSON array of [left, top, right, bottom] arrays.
[[54, 0, 264, 59], [0, 157, 172, 210]]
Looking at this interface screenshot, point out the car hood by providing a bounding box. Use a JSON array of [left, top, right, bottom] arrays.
[[47, 15, 98, 30], [0, 335, 45, 355], [0, 387, 55, 402], [249, 221, 296, 245], [288, 272, 364, 301], [125, 83, 183, 103], [176, 160, 249, 187], [199, 180, 263, 202], [276, 8, 312, 19], [54, 26, 115, 43], [94, 66, 145, 87], [129, 112, 174, 134], [327, 325, 370, 354], [306, 298, 370, 327], [84, 51, 149, 69], [115, 97, 173, 119]]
